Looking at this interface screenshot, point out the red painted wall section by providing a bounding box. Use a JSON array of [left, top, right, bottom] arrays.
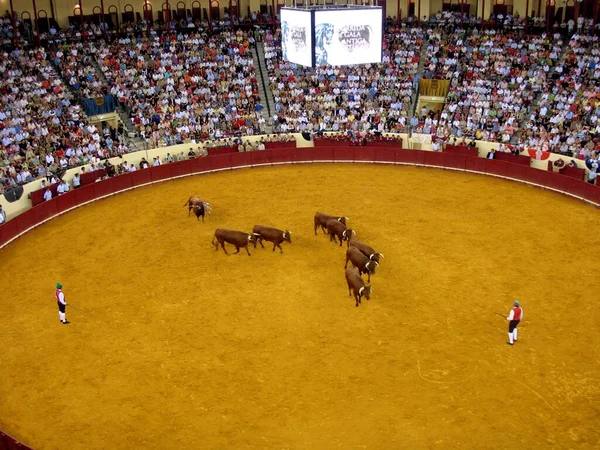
[[1, 148, 598, 249]]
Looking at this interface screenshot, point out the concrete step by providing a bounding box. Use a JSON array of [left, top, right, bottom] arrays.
[[409, 37, 429, 120]]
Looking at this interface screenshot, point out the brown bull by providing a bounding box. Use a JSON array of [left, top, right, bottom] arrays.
[[212, 229, 257, 256], [345, 267, 372, 307], [184, 196, 212, 217], [314, 212, 348, 235], [344, 246, 378, 282], [252, 225, 292, 253], [326, 219, 356, 247], [348, 237, 384, 263]]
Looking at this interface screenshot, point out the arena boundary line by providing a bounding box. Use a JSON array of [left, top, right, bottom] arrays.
[[1, 159, 598, 251]]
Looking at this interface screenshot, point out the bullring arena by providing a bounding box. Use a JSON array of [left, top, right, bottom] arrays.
[[3, 0, 600, 447], [1, 154, 600, 449]]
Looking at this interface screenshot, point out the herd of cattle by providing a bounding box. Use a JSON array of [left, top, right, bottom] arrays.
[[185, 197, 383, 307], [314, 212, 383, 307]]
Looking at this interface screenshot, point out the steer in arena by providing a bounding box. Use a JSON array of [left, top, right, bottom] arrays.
[[184, 196, 212, 217], [212, 229, 257, 256], [348, 237, 384, 263], [193, 202, 206, 222], [252, 225, 292, 253], [314, 212, 348, 235], [326, 219, 356, 247], [345, 246, 378, 282], [345, 267, 372, 307]]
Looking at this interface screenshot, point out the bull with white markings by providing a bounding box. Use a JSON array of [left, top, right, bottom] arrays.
[[348, 237, 384, 263], [326, 219, 356, 247], [344, 246, 378, 282], [212, 229, 257, 256], [184, 196, 212, 217], [314, 212, 348, 235], [252, 225, 292, 253], [345, 267, 372, 307]]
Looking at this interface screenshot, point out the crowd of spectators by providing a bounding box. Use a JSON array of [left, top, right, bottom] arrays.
[[520, 33, 600, 158], [51, 41, 107, 98], [92, 30, 265, 146], [419, 28, 561, 143], [0, 46, 128, 195], [3, 14, 600, 198], [264, 26, 424, 134]]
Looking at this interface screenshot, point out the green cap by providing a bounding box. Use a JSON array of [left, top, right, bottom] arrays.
[[56, 283, 62, 289], [514, 300, 520, 307]]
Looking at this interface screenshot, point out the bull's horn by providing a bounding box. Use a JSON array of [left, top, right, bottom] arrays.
[[374, 261, 379, 266], [351, 230, 356, 237], [378, 253, 384, 258], [344, 217, 350, 220], [287, 231, 292, 234], [358, 287, 364, 296], [252, 233, 261, 236], [370, 254, 375, 260], [342, 230, 347, 238]]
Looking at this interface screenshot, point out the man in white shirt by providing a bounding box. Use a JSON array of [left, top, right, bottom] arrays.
[[506, 300, 523, 345], [72, 173, 81, 189], [55, 283, 70, 324], [57, 182, 65, 195], [0, 204, 6, 224], [588, 169, 597, 184], [43, 189, 52, 201]]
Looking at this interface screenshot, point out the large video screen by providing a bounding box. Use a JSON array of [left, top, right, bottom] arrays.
[[313, 8, 383, 66], [280, 8, 313, 67]]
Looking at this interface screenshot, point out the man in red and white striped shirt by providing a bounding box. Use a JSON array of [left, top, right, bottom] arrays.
[[506, 300, 523, 345]]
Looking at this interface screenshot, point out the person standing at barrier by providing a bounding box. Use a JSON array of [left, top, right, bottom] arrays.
[[55, 283, 70, 325], [506, 300, 523, 345]]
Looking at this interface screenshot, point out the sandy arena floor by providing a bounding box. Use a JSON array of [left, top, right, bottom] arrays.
[[0, 164, 599, 450]]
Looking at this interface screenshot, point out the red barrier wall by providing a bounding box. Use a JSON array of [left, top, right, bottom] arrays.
[[0, 430, 33, 449], [2, 147, 599, 249]]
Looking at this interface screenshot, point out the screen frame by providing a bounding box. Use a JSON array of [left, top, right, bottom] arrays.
[[279, 6, 384, 68], [312, 6, 384, 67], [280, 7, 315, 68]]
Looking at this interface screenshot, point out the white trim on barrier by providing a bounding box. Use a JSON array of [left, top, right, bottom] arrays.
[[1, 160, 598, 250]]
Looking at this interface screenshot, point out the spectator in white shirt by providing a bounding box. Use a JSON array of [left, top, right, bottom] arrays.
[[0, 204, 6, 224], [72, 173, 81, 189], [588, 169, 597, 184], [43, 189, 52, 201], [57, 182, 65, 195]]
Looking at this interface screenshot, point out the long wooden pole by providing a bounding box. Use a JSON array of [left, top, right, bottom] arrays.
[[165, 0, 170, 30], [9, 0, 18, 48], [481, 0, 485, 29], [78, 0, 84, 31], [99, 0, 106, 38], [32, 0, 40, 45]]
